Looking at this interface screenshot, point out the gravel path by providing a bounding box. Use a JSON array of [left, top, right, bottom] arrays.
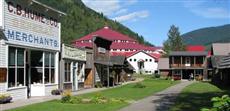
[[119, 81, 194, 111]]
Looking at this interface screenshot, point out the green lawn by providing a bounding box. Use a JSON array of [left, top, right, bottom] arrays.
[[9, 78, 178, 111], [170, 82, 230, 111]]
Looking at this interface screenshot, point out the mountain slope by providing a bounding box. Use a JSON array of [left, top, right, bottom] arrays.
[[182, 24, 230, 48], [37, 0, 153, 46]]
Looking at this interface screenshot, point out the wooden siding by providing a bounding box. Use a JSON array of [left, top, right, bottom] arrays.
[[0, 43, 7, 67], [45, 84, 58, 96], [7, 87, 27, 100]]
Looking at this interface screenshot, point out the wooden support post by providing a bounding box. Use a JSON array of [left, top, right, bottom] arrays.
[[194, 56, 196, 67], [107, 65, 110, 87], [172, 56, 174, 67], [194, 69, 196, 81], [181, 56, 182, 67], [181, 69, 182, 80]]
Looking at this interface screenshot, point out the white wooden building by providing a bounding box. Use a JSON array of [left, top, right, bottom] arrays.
[[127, 51, 159, 74], [0, 0, 65, 100]]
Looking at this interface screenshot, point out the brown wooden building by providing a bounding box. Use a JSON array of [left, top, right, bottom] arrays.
[[169, 51, 208, 80], [83, 36, 113, 88], [210, 43, 230, 86]]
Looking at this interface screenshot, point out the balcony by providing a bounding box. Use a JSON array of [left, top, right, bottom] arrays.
[[171, 63, 204, 68]]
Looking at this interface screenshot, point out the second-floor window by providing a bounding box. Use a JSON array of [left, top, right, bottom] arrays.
[[185, 57, 190, 66]]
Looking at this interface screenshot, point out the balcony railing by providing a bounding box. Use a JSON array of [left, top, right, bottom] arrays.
[[171, 64, 204, 68]]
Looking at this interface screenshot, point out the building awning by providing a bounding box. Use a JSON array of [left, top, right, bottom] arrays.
[[110, 56, 126, 65], [94, 60, 113, 66]]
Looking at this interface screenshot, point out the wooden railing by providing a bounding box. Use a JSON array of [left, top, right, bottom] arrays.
[[171, 64, 204, 68]]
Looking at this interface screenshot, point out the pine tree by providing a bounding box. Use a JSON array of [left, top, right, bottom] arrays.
[[163, 25, 185, 57]]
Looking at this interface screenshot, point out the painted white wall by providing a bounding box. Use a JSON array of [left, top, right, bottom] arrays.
[[0, 41, 7, 67], [127, 51, 158, 74]]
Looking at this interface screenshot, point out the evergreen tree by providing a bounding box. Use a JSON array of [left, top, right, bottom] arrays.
[[163, 25, 185, 56]]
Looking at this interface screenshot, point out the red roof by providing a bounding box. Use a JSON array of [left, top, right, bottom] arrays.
[[74, 41, 158, 51], [73, 42, 92, 48], [73, 26, 161, 52], [74, 27, 136, 42], [110, 51, 136, 57], [186, 45, 205, 51], [149, 53, 161, 61]]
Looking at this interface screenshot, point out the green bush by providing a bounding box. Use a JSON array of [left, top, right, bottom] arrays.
[[201, 95, 230, 111], [133, 83, 146, 88], [61, 90, 73, 103], [154, 74, 160, 78], [95, 82, 103, 88]]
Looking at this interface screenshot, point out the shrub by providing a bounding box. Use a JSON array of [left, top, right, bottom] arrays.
[[154, 74, 161, 78], [95, 82, 103, 88], [201, 95, 230, 111], [90, 93, 108, 104], [51, 89, 63, 95], [0, 94, 12, 104], [133, 82, 146, 88], [61, 90, 73, 103], [72, 97, 83, 104]]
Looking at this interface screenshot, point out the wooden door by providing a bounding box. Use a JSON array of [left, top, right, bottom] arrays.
[[84, 69, 93, 88]]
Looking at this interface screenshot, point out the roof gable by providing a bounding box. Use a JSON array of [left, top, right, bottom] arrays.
[[212, 43, 230, 56], [75, 27, 136, 42], [127, 51, 160, 60]]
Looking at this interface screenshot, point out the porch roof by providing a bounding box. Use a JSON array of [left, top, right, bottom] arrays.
[[110, 56, 126, 65]]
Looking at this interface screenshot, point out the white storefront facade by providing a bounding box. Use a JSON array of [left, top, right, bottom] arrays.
[[0, 0, 64, 100], [60, 44, 86, 91], [127, 51, 158, 74]]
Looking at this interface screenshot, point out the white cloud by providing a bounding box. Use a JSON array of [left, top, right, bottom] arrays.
[[115, 9, 128, 15], [183, 0, 230, 19], [82, 0, 121, 15], [191, 7, 230, 19], [113, 10, 149, 22]]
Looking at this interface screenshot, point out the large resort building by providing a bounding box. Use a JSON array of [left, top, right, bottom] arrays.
[[73, 26, 163, 74]]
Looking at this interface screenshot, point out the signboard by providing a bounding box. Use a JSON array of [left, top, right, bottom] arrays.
[[3, 0, 61, 51], [98, 47, 106, 53], [0, 0, 3, 29], [62, 44, 86, 61]]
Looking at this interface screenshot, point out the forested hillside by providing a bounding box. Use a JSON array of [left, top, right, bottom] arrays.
[[37, 0, 153, 46], [182, 24, 230, 49]]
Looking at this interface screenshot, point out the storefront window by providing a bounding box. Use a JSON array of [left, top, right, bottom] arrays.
[[64, 62, 71, 82], [8, 47, 25, 88], [31, 51, 43, 84], [45, 52, 55, 84]]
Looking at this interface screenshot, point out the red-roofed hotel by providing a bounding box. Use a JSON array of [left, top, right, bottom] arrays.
[[73, 26, 163, 74]]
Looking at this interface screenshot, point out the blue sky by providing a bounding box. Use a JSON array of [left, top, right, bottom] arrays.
[[82, 0, 230, 46]]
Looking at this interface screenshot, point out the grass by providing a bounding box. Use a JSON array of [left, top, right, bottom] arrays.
[[170, 82, 230, 111], [8, 77, 179, 111]]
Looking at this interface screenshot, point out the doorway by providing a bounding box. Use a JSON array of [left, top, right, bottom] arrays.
[[137, 59, 145, 74], [182, 70, 194, 80]]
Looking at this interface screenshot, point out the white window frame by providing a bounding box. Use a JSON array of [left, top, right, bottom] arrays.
[[8, 47, 25, 88]]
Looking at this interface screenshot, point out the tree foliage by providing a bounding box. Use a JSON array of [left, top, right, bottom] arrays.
[[37, 0, 154, 46], [201, 95, 230, 111], [163, 25, 185, 56]]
